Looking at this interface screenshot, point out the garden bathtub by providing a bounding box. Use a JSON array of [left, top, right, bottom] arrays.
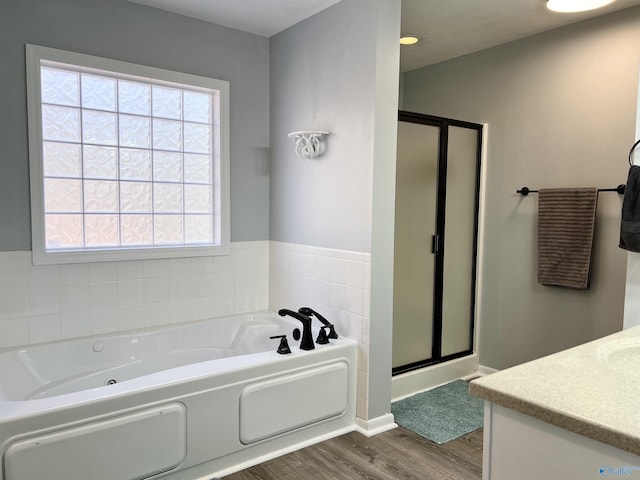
[[0, 312, 357, 480]]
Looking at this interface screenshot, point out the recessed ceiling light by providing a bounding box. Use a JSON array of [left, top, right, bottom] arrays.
[[400, 36, 419, 45], [546, 0, 616, 13]]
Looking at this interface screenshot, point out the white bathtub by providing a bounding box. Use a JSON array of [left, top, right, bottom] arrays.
[[0, 312, 357, 480]]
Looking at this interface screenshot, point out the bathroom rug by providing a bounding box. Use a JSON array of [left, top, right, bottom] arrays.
[[391, 379, 483, 444]]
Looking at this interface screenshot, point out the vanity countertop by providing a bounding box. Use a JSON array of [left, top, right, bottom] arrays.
[[470, 326, 640, 456]]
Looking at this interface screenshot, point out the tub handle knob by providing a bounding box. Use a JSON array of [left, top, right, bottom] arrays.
[[298, 307, 338, 339], [270, 335, 292, 355], [316, 326, 331, 345]]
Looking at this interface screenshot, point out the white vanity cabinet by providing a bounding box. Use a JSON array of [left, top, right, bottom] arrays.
[[481, 403, 640, 480]]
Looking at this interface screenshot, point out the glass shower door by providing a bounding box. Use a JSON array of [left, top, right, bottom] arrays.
[[392, 112, 482, 375], [392, 120, 440, 369], [440, 126, 480, 357]]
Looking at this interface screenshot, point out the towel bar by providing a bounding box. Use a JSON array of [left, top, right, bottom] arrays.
[[516, 185, 626, 196]]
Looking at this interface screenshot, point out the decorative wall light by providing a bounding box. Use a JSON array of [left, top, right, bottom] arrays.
[[288, 131, 330, 159]]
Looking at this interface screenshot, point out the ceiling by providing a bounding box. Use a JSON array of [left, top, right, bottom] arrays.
[[400, 0, 640, 71], [129, 0, 343, 37], [129, 0, 640, 72]]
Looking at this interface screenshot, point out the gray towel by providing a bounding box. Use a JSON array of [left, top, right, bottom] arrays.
[[537, 188, 598, 290], [619, 165, 640, 252]]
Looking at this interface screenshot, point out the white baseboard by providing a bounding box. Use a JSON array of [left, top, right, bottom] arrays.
[[392, 354, 479, 401], [476, 364, 499, 376], [354, 414, 397, 437]]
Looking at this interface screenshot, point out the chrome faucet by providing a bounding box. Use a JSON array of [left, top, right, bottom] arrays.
[[278, 309, 315, 350]]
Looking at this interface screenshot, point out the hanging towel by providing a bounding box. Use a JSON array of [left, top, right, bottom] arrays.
[[537, 188, 598, 290], [619, 165, 640, 252]]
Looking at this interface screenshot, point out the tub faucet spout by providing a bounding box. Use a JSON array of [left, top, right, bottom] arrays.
[[278, 309, 315, 350], [298, 307, 338, 339]]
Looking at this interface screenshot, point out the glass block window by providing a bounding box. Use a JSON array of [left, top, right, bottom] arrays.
[[27, 45, 230, 264]]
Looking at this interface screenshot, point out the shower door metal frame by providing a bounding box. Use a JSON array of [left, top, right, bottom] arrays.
[[392, 111, 483, 376]]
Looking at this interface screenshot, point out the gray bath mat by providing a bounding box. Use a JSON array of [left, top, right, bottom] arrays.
[[391, 379, 484, 444]]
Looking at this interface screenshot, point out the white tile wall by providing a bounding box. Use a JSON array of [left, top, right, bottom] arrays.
[[0, 240, 371, 419], [0, 241, 269, 350], [268, 241, 371, 419]]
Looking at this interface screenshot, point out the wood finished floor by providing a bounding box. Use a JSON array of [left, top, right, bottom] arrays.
[[223, 426, 483, 480]]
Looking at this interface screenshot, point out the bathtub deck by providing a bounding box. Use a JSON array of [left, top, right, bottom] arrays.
[[223, 426, 483, 480]]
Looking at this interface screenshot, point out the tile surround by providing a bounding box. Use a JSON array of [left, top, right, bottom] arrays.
[[0, 241, 269, 349], [0, 240, 372, 419], [268, 241, 371, 419]]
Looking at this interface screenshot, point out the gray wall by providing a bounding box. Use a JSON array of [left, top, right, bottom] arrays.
[[0, 0, 270, 250], [270, 0, 377, 253], [367, 0, 401, 420], [270, 0, 401, 420], [403, 7, 640, 370]]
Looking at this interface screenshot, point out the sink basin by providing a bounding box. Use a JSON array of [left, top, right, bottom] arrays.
[[598, 338, 640, 375]]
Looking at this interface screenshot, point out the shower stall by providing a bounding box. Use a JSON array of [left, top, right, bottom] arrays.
[[392, 111, 483, 398]]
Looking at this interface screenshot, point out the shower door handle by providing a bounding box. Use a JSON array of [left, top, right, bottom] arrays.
[[431, 235, 439, 255]]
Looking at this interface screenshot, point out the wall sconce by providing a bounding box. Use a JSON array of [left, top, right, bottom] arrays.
[[288, 131, 330, 159]]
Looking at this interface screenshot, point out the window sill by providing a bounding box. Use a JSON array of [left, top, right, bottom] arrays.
[[32, 243, 230, 265]]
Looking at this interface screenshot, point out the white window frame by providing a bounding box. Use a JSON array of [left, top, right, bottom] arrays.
[[26, 44, 230, 265]]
